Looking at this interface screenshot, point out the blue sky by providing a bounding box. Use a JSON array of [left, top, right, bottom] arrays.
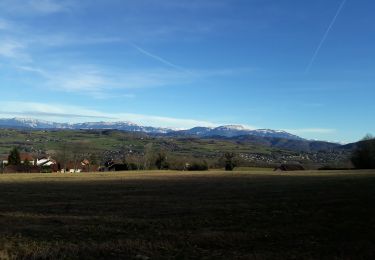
[[0, 0, 374, 143]]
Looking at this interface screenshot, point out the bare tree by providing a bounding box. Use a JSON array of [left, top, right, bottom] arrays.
[[221, 152, 237, 171], [89, 153, 98, 172], [143, 143, 153, 170], [72, 142, 89, 172]]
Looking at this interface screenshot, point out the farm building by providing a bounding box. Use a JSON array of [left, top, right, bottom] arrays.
[[2, 153, 36, 166], [61, 159, 92, 173], [37, 157, 57, 167]]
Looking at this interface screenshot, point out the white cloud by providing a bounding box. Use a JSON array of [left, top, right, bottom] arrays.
[[0, 0, 70, 15], [15, 64, 252, 98], [29, 0, 67, 13], [0, 102, 110, 120], [0, 40, 30, 61], [53, 70, 107, 92], [15, 66, 47, 75], [0, 11, 253, 98], [16, 65, 191, 98], [28, 34, 124, 47], [114, 113, 218, 129], [0, 101, 218, 129], [284, 128, 337, 135]]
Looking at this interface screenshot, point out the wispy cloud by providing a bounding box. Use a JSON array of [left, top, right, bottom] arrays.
[[0, 1, 251, 99], [0, 0, 71, 15], [114, 113, 218, 129], [29, 0, 68, 13], [51, 69, 107, 93], [16, 65, 191, 98], [305, 0, 347, 73], [0, 102, 112, 121], [15, 63, 254, 99], [0, 40, 30, 61], [17, 66, 123, 97], [130, 43, 189, 72], [15, 66, 47, 75], [28, 34, 124, 48]]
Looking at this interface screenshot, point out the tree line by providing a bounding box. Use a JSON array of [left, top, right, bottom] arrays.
[[1, 145, 240, 173], [3, 134, 374, 173]]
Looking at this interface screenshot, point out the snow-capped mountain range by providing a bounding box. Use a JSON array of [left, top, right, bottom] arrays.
[[0, 118, 171, 134], [0, 118, 303, 140], [174, 125, 302, 140]]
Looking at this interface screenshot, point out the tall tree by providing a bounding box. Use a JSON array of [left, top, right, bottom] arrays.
[[72, 141, 88, 173], [155, 151, 169, 170], [89, 153, 98, 172], [143, 143, 154, 170], [8, 147, 21, 166], [223, 152, 237, 171]]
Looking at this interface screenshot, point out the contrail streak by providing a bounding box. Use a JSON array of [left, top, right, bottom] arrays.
[[129, 42, 189, 73], [305, 0, 347, 74]]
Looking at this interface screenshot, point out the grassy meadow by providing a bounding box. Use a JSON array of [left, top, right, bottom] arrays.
[[0, 129, 275, 158], [0, 170, 374, 259]]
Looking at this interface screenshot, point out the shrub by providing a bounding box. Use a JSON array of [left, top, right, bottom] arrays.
[[187, 161, 208, 171], [155, 152, 169, 170], [127, 163, 139, 171]]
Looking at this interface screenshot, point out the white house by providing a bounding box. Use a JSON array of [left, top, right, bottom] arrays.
[[37, 157, 57, 167]]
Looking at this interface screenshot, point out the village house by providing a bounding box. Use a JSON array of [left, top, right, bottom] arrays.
[[61, 159, 91, 173], [36, 157, 57, 167], [2, 153, 36, 166]]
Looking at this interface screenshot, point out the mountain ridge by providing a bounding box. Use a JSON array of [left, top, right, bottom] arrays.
[[0, 117, 348, 153], [0, 117, 305, 141]]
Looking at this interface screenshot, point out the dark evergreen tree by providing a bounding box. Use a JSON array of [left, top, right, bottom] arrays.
[[8, 147, 21, 166], [351, 135, 375, 169]]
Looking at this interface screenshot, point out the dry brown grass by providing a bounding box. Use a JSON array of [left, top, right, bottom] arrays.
[[0, 170, 374, 259]]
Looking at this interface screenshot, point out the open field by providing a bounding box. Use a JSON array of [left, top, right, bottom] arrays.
[[0, 170, 374, 259]]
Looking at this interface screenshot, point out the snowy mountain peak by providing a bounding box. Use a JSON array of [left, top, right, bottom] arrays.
[[13, 117, 50, 125], [254, 129, 287, 134], [216, 125, 247, 131], [0, 118, 304, 140]]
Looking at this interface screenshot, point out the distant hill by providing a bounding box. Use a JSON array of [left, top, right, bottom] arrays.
[[0, 118, 350, 153], [217, 135, 342, 152], [0, 118, 302, 140], [338, 142, 359, 151]]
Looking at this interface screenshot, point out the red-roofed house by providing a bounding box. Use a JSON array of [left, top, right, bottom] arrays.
[[2, 153, 36, 166]]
